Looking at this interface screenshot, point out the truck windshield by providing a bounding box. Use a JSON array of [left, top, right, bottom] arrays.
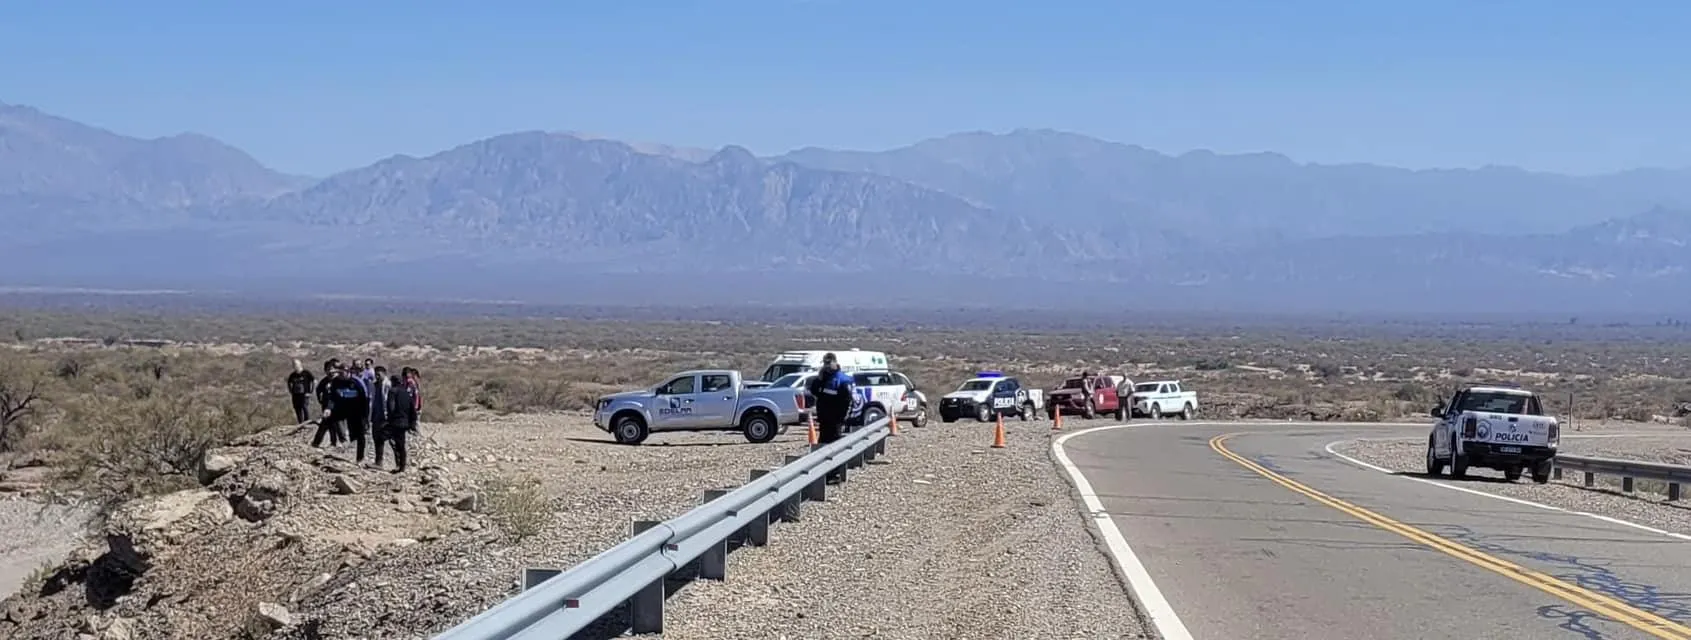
[[761, 364, 808, 382], [1458, 391, 1543, 415], [956, 380, 994, 392]]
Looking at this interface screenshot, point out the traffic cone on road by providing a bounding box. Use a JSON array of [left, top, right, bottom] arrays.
[[991, 413, 1007, 448]]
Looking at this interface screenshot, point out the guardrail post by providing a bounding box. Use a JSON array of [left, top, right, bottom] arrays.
[[1583, 471, 1594, 487], [1623, 477, 1635, 493], [780, 455, 805, 521], [629, 520, 666, 634], [1671, 483, 1683, 501], [745, 470, 773, 545], [698, 490, 731, 580], [1552, 466, 1562, 481]]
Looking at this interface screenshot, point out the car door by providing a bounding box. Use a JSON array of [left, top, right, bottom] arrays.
[[991, 378, 1020, 411], [653, 374, 702, 430], [892, 372, 920, 413], [1435, 390, 1465, 456], [692, 373, 738, 426]]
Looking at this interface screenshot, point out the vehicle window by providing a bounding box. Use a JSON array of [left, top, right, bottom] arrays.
[[1456, 391, 1540, 415], [1134, 383, 1159, 393], [957, 379, 993, 392], [893, 373, 914, 388], [770, 373, 806, 388], [659, 376, 696, 395], [854, 372, 895, 386], [1001, 379, 1019, 392], [1061, 379, 1085, 389], [761, 364, 808, 382], [701, 374, 732, 393], [1170, 383, 1181, 393]]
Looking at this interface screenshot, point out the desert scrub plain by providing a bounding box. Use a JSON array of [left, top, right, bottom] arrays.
[[0, 301, 1689, 638]]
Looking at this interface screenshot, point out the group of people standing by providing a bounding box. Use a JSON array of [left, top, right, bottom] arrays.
[[285, 357, 423, 473]]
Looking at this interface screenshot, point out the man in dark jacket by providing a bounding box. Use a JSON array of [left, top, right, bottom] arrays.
[[376, 374, 416, 472], [316, 366, 371, 460], [804, 353, 855, 483], [286, 360, 315, 424], [314, 359, 343, 445]]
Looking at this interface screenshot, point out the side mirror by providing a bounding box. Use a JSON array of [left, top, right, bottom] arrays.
[[1429, 405, 1445, 418]]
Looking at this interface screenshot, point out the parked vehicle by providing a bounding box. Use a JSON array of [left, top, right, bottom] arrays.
[[768, 369, 929, 428], [1047, 373, 1131, 420], [593, 369, 807, 445], [1127, 380, 1198, 420], [1426, 383, 1559, 483], [754, 348, 889, 385], [938, 372, 1045, 423]]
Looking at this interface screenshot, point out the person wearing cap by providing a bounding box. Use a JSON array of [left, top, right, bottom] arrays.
[[314, 359, 344, 444], [804, 352, 856, 483]]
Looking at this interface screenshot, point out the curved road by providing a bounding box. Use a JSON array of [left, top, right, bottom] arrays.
[[1057, 421, 1691, 640]]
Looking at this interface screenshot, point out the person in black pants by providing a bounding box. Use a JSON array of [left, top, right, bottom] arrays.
[[314, 359, 344, 445], [804, 353, 855, 484], [286, 360, 315, 424], [377, 374, 417, 472], [315, 366, 370, 460]]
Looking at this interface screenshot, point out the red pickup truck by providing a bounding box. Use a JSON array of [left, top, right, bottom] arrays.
[[1046, 374, 1130, 421]]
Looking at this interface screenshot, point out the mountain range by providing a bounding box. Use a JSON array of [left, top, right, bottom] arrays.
[[2, 98, 1689, 314]]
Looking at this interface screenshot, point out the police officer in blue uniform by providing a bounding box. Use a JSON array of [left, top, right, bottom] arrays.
[[805, 352, 855, 483]]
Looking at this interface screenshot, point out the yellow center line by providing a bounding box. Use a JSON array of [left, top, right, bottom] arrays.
[[1209, 433, 1691, 640]]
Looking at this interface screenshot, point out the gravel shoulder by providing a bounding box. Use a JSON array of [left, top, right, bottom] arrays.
[[659, 418, 1150, 640], [1333, 422, 1691, 537], [0, 498, 92, 602]]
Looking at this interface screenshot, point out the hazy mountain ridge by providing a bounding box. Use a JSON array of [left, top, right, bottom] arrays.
[[2, 99, 1689, 311]]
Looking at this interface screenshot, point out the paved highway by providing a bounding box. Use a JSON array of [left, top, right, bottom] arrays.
[[1056, 421, 1691, 640]]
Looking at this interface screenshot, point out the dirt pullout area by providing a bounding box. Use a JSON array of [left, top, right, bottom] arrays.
[[659, 420, 1150, 639], [1336, 423, 1691, 536], [0, 498, 93, 603], [0, 413, 821, 639]]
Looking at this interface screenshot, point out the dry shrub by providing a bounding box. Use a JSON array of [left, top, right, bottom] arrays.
[[53, 389, 277, 508], [484, 474, 552, 541]]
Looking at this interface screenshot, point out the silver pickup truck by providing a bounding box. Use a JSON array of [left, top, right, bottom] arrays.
[[593, 369, 808, 445]]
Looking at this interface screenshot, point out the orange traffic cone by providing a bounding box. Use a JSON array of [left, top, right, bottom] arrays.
[[889, 412, 899, 436], [807, 415, 819, 446], [991, 413, 1007, 448], [1052, 406, 1063, 431]]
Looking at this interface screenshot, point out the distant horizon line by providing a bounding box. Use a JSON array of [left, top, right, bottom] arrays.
[[6, 97, 1688, 181]]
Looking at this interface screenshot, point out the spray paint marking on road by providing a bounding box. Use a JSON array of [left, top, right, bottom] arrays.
[[1212, 433, 1691, 640]]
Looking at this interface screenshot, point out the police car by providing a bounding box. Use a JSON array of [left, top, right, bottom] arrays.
[[770, 369, 928, 429], [938, 372, 1045, 423], [1426, 383, 1559, 483]]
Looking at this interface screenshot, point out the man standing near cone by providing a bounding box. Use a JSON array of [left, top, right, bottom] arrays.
[[805, 352, 855, 484]]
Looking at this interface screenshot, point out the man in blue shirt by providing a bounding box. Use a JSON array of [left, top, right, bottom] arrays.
[[804, 353, 855, 483]]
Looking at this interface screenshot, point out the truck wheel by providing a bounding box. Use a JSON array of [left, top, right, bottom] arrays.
[[1180, 404, 1193, 420], [742, 411, 778, 444], [1504, 467, 1522, 482], [1082, 400, 1096, 420], [862, 406, 888, 430], [1150, 404, 1163, 420], [977, 404, 993, 422], [612, 414, 649, 445], [1451, 454, 1469, 479], [913, 403, 929, 428], [1531, 460, 1553, 484], [1424, 437, 1444, 477], [1020, 402, 1035, 421]]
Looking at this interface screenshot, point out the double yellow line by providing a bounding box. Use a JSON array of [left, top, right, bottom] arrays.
[[1209, 433, 1691, 639]]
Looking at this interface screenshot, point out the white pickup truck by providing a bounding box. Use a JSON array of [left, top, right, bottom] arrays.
[[1127, 380, 1198, 420], [593, 369, 808, 445], [1425, 383, 1559, 483]]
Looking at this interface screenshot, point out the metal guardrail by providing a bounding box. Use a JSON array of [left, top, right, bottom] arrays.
[[1554, 454, 1691, 501], [433, 416, 894, 640]]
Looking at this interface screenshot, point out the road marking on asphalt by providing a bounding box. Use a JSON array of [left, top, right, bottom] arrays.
[[1213, 433, 1691, 640], [1052, 423, 1195, 640], [1323, 439, 1691, 542]]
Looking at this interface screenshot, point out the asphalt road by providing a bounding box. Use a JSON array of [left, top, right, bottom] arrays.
[[1060, 421, 1691, 640]]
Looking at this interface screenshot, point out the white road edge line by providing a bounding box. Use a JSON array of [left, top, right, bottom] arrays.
[[1052, 423, 1195, 640], [1321, 439, 1691, 542]]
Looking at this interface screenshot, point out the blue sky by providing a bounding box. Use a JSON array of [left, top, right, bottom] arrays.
[[2, 0, 1685, 177]]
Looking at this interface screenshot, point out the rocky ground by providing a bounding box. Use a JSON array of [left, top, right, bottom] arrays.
[[1334, 420, 1691, 536], [0, 413, 824, 639], [658, 417, 1150, 639]]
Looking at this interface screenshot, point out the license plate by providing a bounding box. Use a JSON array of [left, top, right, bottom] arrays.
[[1499, 446, 1521, 454]]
